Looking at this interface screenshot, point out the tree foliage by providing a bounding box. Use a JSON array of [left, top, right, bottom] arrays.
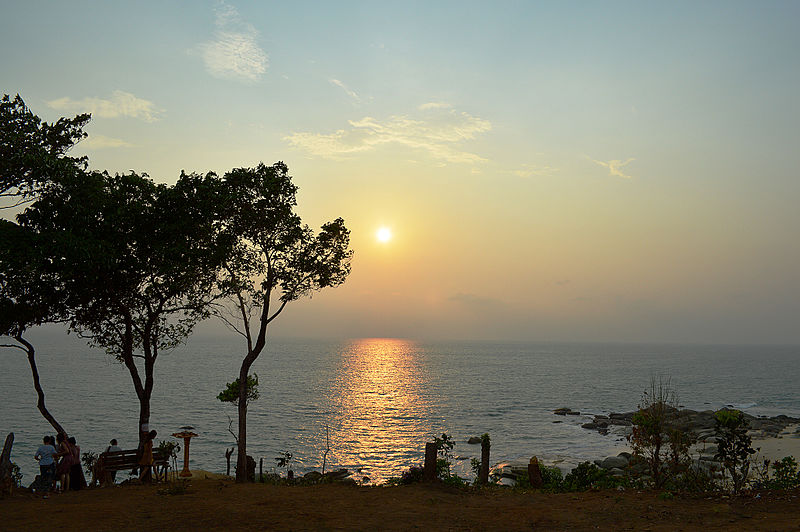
[[217, 374, 259, 406], [0, 94, 89, 207]]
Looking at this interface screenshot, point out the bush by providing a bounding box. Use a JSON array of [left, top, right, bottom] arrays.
[[562, 461, 621, 491], [714, 409, 756, 493], [628, 377, 685, 488], [757, 456, 800, 490]]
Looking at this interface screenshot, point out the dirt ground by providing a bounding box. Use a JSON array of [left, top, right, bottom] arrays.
[[2, 477, 799, 531]]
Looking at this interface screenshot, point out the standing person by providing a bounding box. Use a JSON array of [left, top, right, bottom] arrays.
[[54, 433, 73, 493], [33, 436, 56, 499], [138, 430, 157, 483], [106, 439, 122, 483], [68, 437, 87, 490]]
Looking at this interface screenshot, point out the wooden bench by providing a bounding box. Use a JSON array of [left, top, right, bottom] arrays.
[[95, 448, 170, 486]]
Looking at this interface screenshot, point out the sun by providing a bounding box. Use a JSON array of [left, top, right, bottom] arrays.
[[376, 227, 392, 243]]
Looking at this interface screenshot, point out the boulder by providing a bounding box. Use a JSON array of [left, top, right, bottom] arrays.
[[467, 436, 481, 444], [554, 407, 580, 416], [599, 456, 629, 470]]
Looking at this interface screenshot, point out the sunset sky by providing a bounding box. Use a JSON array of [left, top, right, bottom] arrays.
[[2, 1, 799, 344]]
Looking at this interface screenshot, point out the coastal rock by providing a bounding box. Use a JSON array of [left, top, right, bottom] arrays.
[[553, 408, 580, 416], [598, 456, 629, 470], [578, 406, 800, 441], [323, 469, 351, 482], [467, 437, 482, 444], [303, 471, 323, 482]]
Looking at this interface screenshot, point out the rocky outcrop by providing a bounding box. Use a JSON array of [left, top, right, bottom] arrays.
[[570, 407, 800, 441]]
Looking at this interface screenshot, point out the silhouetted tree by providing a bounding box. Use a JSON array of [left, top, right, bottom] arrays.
[[0, 93, 89, 436], [17, 169, 233, 443], [214, 162, 352, 482], [0, 94, 89, 208], [0, 221, 68, 436]]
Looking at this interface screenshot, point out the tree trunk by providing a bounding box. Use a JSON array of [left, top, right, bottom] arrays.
[[16, 334, 67, 436], [236, 389, 248, 482]]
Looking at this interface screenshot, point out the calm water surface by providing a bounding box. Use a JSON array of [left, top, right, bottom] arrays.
[[2, 334, 799, 484]]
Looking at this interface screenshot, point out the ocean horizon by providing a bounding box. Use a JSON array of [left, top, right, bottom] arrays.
[[3, 332, 799, 485]]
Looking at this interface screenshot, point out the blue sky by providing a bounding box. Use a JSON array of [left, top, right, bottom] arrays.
[[2, 1, 799, 343]]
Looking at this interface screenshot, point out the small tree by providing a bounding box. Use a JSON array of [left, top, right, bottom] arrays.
[[628, 376, 680, 488], [714, 409, 756, 493]]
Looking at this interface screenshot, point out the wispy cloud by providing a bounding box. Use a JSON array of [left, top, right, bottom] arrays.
[[418, 102, 452, 110], [329, 79, 361, 103], [82, 134, 134, 149], [512, 163, 559, 178], [592, 157, 635, 178], [285, 105, 491, 164], [46, 90, 161, 122], [198, 1, 268, 82]]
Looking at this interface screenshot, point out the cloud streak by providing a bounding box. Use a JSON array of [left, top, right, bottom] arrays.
[[329, 79, 361, 103], [285, 105, 491, 164], [592, 157, 635, 178], [199, 2, 268, 82], [82, 134, 134, 149], [47, 90, 161, 122]]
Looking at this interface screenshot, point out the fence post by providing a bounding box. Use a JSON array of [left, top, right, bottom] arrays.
[[479, 437, 490, 485], [423, 442, 437, 482]]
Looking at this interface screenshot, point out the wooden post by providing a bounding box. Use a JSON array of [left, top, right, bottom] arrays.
[[528, 457, 543, 489], [423, 442, 437, 482], [225, 448, 233, 476], [479, 437, 490, 485], [259, 457, 263, 482], [0, 433, 14, 496]]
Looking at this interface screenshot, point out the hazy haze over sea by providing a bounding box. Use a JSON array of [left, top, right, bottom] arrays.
[[3, 332, 799, 484]]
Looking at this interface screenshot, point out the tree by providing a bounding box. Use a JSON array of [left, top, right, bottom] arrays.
[[0, 94, 89, 208], [214, 162, 352, 482], [0, 93, 90, 436], [0, 220, 68, 436], [17, 168, 233, 443]]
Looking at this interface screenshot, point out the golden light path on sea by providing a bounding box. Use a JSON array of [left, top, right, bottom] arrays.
[[326, 338, 431, 482]]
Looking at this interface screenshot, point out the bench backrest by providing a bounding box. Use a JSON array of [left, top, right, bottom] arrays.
[[100, 448, 170, 470]]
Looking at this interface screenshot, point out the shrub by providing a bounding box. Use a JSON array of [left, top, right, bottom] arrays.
[[562, 461, 619, 491], [714, 409, 756, 493], [628, 376, 689, 488]]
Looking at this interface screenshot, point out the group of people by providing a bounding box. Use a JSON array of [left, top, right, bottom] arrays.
[[32, 433, 88, 497], [33, 431, 159, 496]]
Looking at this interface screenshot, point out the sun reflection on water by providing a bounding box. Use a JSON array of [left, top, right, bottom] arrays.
[[323, 338, 432, 483]]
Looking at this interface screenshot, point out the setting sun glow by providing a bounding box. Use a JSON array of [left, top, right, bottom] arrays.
[[376, 227, 392, 243]]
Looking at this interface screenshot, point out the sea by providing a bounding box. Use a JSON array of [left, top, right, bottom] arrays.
[[2, 334, 799, 485]]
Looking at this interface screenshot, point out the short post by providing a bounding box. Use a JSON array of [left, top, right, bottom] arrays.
[[225, 448, 233, 476], [527, 457, 543, 489], [259, 457, 263, 482], [423, 442, 437, 482], [479, 436, 490, 485], [171, 431, 198, 478]]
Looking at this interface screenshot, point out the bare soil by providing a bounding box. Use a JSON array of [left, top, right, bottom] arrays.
[[2, 478, 799, 531]]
